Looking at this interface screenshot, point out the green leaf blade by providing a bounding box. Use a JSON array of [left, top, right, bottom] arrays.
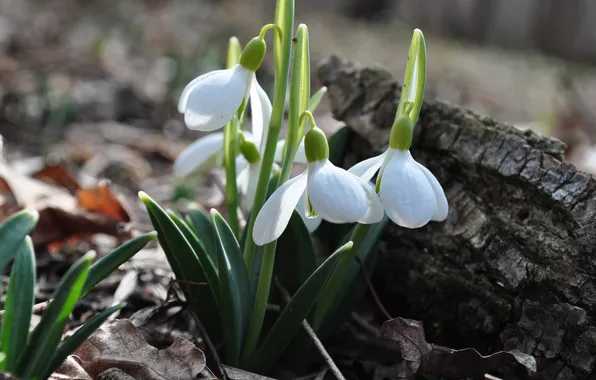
[[1, 236, 36, 371], [83, 231, 156, 296], [0, 208, 39, 275], [247, 241, 353, 373], [275, 210, 316, 294], [44, 304, 124, 377], [211, 210, 251, 367], [186, 206, 217, 265], [168, 210, 219, 302], [15, 251, 95, 379], [139, 192, 222, 343]]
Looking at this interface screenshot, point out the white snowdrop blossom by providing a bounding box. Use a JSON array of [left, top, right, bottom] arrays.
[[174, 76, 312, 224], [177, 37, 267, 132], [349, 115, 448, 228], [253, 126, 384, 246]]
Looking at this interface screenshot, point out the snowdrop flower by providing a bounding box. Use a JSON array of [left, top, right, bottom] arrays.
[[349, 115, 448, 228], [253, 124, 384, 246], [177, 37, 267, 132], [174, 77, 311, 224], [173, 76, 270, 178]]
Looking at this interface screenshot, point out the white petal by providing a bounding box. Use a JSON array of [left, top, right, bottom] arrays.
[[297, 191, 322, 232], [244, 163, 261, 210], [253, 171, 308, 246], [173, 133, 224, 177], [236, 164, 250, 194], [274, 139, 307, 164], [414, 161, 449, 221], [178, 70, 219, 113], [183, 65, 253, 131], [307, 160, 368, 223], [294, 140, 308, 164], [379, 150, 436, 228], [249, 77, 272, 151], [348, 152, 386, 182], [353, 176, 384, 224]]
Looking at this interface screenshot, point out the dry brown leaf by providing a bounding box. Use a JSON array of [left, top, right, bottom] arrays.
[[56, 319, 216, 380], [31, 163, 82, 193], [76, 181, 132, 222], [0, 163, 133, 248]]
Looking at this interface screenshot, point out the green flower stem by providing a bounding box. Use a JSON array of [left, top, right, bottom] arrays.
[[222, 37, 242, 238], [243, 0, 294, 274], [223, 116, 240, 238], [313, 223, 371, 330], [242, 242, 276, 362], [242, 0, 294, 360]]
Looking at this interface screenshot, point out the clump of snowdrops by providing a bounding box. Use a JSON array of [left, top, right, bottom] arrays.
[[140, 0, 447, 374]]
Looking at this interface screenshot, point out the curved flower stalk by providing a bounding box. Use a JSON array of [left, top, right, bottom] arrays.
[[178, 36, 267, 131], [349, 115, 448, 228], [253, 121, 384, 246]]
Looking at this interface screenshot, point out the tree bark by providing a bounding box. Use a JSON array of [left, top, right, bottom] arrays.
[[317, 55, 596, 380]]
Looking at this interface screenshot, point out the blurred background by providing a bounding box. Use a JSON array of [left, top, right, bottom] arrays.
[[1, 0, 596, 181]]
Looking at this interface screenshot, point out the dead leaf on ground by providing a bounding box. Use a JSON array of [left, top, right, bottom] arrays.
[[380, 317, 536, 379], [55, 319, 216, 380], [31, 162, 82, 193], [0, 162, 134, 248], [77, 180, 132, 222]]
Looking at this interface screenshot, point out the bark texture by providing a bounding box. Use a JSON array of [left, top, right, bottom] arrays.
[[317, 55, 596, 380]]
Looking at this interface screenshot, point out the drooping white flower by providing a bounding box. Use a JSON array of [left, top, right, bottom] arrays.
[[349, 116, 448, 228], [253, 126, 383, 246], [177, 37, 267, 132]]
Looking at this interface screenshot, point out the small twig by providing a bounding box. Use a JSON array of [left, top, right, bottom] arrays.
[[0, 300, 49, 322], [192, 312, 228, 380], [354, 256, 392, 320], [273, 278, 347, 380]]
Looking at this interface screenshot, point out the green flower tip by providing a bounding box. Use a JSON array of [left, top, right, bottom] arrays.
[[22, 207, 40, 222], [304, 126, 329, 162], [138, 191, 151, 203], [389, 115, 414, 150], [83, 250, 97, 262], [239, 37, 267, 72], [209, 208, 219, 218], [239, 137, 261, 164]]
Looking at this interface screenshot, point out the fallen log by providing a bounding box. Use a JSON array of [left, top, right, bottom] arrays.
[[317, 55, 596, 380]]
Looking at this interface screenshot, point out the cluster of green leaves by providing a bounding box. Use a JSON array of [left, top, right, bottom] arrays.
[[141, 126, 387, 374], [0, 209, 155, 380]]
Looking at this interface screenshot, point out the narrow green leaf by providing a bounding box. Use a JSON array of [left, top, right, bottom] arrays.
[[186, 206, 217, 266], [0, 209, 38, 276], [273, 0, 294, 78], [211, 209, 251, 367], [308, 86, 327, 112], [1, 236, 35, 371], [43, 303, 124, 377], [317, 216, 390, 339], [275, 210, 316, 294], [168, 210, 219, 303], [277, 23, 310, 184], [83, 231, 156, 296], [139, 192, 222, 343], [246, 241, 353, 373], [15, 251, 94, 379]]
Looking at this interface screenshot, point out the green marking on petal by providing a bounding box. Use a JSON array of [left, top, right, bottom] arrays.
[[389, 115, 414, 150]]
